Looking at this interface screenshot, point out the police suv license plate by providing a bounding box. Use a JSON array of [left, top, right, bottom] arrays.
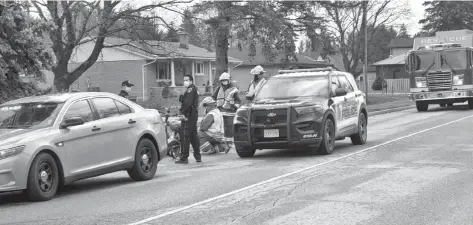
[[264, 129, 279, 138]]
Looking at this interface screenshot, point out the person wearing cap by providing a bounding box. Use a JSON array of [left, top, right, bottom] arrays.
[[246, 65, 267, 100], [198, 96, 228, 154], [119, 80, 134, 98], [212, 72, 241, 150]]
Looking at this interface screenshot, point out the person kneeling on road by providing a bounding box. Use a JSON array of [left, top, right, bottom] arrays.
[[198, 97, 229, 154]]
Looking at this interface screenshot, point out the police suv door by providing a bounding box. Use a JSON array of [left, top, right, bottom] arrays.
[[337, 75, 358, 130], [330, 75, 348, 133]]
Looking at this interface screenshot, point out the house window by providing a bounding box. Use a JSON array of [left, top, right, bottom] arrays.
[[157, 62, 171, 80], [195, 62, 204, 76]]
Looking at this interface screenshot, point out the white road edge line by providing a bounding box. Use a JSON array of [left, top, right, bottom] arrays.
[[127, 114, 473, 225], [372, 105, 414, 113]]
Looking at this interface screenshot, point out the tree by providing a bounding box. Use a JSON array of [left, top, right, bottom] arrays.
[[319, 0, 410, 77], [419, 1, 473, 34], [164, 21, 179, 42], [368, 24, 397, 62], [31, 0, 190, 91], [0, 2, 54, 103], [193, 1, 324, 85], [397, 23, 410, 38], [298, 40, 304, 54], [180, 9, 204, 47]]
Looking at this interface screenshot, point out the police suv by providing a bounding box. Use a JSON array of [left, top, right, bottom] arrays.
[[233, 67, 368, 158]]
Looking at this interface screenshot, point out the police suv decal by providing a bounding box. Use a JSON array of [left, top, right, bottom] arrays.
[[303, 134, 318, 138]]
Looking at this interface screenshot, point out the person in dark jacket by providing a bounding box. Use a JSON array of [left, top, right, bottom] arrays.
[[176, 75, 201, 164], [212, 72, 241, 151], [118, 80, 134, 98]]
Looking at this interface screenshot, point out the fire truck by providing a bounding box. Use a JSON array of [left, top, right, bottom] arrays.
[[406, 29, 473, 112]]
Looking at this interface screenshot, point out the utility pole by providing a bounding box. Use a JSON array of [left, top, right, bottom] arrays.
[[363, 0, 369, 103]]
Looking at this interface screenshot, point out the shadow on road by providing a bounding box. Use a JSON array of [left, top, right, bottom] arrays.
[[420, 104, 469, 113], [0, 174, 164, 205]]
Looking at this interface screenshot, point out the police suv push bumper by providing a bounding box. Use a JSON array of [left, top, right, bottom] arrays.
[[233, 105, 324, 150], [409, 89, 473, 101]]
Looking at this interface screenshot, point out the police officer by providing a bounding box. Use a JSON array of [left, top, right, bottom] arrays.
[[246, 65, 267, 100], [176, 75, 201, 164], [212, 72, 241, 152], [119, 80, 134, 98]]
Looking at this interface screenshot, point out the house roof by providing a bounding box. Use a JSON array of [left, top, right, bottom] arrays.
[[387, 38, 414, 48], [103, 37, 243, 63], [227, 47, 331, 66], [372, 53, 406, 66]]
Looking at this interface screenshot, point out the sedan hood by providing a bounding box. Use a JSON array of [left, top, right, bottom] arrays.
[[0, 128, 50, 147]]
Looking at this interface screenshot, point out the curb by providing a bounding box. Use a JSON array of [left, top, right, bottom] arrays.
[[370, 105, 415, 116]]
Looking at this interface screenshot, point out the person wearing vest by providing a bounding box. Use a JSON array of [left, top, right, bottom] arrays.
[[246, 65, 267, 100], [212, 72, 241, 149], [198, 97, 229, 154]]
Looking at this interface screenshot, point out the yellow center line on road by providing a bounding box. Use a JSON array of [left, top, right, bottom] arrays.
[[127, 114, 473, 225]]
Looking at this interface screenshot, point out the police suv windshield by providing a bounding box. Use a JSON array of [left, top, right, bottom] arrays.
[[255, 76, 329, 100], [0, 102, 63, 129]]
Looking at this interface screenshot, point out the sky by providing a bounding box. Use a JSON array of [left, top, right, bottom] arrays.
[[159, 0, 427, 39]]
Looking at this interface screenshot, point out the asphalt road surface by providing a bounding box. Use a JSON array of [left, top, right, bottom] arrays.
[[1, 104, 473, 225]]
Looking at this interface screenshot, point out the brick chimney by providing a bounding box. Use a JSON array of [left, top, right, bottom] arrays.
[[177, 29, 189, 49]]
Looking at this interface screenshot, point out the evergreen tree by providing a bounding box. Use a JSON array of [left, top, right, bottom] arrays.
[[298, 40, 305, 54], [180, 9, 204, 47], [0, 2, 54, 103], [165, 22, 180, 42], [419, 1, 473, 34], [397, 23, 410, 38]]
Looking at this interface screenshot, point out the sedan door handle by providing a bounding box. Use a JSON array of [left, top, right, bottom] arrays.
[[91, 126, 101, 132], [128, 119, 137, 124]]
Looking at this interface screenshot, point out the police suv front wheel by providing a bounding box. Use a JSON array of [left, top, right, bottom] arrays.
[[317, 119, 335, 155], [351, 113, 367, 145], [236, 147, 256, 158]]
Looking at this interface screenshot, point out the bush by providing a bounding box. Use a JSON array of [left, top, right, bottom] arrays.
[[371, 76, 386, 91]]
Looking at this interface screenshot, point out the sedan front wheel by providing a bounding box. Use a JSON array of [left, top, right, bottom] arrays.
[[128, 138, 158, 181]]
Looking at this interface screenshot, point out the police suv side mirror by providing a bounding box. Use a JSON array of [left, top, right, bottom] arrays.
[[334, 88, 347, 97]]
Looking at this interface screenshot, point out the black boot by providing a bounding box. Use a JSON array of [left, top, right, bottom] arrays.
[[175, 158, 188, 164]]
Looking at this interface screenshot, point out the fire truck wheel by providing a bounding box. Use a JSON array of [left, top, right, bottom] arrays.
[[416, 102, 428, 112], [468, 99, 473, 109]]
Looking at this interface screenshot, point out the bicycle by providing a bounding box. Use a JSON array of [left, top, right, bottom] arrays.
[[163, 108, 186, 159]]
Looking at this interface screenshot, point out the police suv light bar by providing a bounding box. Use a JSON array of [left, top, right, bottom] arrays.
[[417, 43, 462, 50], [278, 67, 337, 74]]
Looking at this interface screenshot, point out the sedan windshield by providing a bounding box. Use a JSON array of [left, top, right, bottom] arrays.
[[0, 102, 63, 129], [255, 76, 329, 100]]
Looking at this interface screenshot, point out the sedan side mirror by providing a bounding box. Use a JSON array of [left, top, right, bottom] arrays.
[[246, 95, 254, 101], [60, 117, 85, 129], [334, 88, 347, 97]]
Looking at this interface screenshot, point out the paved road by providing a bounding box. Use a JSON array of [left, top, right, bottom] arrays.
[[1, 104, 473, 225]]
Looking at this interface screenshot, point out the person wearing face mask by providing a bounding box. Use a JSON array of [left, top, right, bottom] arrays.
[[176, 75, 201, 164], [212, 72, 241, 152], [246, 65, 267, 100], [119, 80, 134, 98], [197, 97, 226, 154]]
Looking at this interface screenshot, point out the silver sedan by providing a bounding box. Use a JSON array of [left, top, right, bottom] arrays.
[[0, 92, 167, 201]]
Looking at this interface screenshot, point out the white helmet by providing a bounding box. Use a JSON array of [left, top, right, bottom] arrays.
[[251, 65, 266, 75], [219, 72, 231, 81], [200, 96, 216, 108]]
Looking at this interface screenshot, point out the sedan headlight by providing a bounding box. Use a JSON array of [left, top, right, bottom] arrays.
[[0, 146, 25, 160], [453, 74, 464, 85], [294, 104, 323, 115], [415, 77, 427, 88]]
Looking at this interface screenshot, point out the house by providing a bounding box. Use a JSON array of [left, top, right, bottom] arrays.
[[227, 46, 333, 91], [307, 51, 376, 81], [388, 38, 414, 56], [373, 38, 414, 79], [68, 31, 243, 101]]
